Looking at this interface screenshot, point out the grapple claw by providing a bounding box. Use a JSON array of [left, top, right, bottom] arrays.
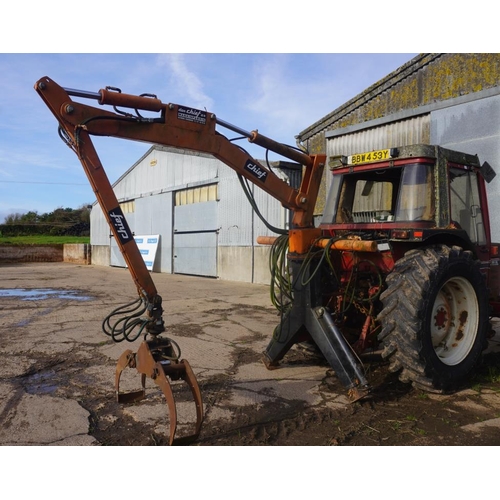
[[115, 349, 146, 403], [115, 338, 203, 445]]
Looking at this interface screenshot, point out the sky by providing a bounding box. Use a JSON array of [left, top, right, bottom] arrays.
[[0, 52, 418, 223], [1, 3, 495, 225]]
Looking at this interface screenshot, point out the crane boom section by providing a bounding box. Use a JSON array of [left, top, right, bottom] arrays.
[[35, 76, 326, 302], [36, 77, 324, 229]]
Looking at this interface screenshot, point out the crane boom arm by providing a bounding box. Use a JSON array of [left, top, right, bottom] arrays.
[[33, 76, 330, 440], [35, 76, 325, 304]]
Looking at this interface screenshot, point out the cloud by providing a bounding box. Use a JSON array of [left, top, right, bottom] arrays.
[[240, 55, 338, 141], [0, 147, 70, 173], [158, 54, 214, 109], [240, 54, 415, 144]]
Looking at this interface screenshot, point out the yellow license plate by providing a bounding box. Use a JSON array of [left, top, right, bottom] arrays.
[[348, 149, 392, 165]]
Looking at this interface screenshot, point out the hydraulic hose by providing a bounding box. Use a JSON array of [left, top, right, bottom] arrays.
[[102, 297, 149, 343]]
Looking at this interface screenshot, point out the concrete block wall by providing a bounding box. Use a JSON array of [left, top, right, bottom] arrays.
[[217, 246, 272, 285], [91, 243, 273, 286], [0, 245, 63, 263], [0, 244, 91, 265], [90, 245, 110, 266], [63, 244, 91, 265]]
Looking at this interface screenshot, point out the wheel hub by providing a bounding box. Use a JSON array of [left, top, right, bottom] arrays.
[[434, 305, 449, 330], [431, 294, 452, 346], [430, 276, 479, 366]]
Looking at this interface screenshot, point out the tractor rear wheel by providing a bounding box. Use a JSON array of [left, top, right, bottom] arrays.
[[377, 245, 489, 392]]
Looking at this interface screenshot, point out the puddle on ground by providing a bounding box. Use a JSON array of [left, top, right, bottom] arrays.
[[0, 288, 92, 301], [23, 369, 59, 395]]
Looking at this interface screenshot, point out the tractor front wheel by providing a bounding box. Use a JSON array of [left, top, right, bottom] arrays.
[[377, 245, 489, 392]]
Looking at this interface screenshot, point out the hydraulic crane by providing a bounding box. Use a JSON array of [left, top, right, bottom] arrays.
[[35, 76, 369, 444]]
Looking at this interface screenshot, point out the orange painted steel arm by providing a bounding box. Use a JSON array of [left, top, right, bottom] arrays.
[[256, 236, 279, 245], [256, 236, 380, 254], [35, 77, 157, 301], [35, 77, 324, 232]]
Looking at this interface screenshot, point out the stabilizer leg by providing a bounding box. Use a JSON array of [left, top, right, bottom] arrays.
[[263, 259, 370, 401], [262, 307, 306, 369]]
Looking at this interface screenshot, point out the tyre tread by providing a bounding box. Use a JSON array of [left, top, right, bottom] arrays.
[[377, 244, 489, 392]]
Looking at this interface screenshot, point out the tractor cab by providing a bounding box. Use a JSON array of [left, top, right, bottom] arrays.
[[321, 144, 494, 258]]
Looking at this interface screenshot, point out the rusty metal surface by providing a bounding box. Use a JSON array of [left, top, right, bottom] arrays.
[[115, 339, 204, 445]]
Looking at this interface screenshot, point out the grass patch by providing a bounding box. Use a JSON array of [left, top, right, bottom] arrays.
[[0, 235, 90, 245]]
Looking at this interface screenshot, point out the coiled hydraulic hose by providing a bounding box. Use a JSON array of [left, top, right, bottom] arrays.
[[102, 297, 150, 343]]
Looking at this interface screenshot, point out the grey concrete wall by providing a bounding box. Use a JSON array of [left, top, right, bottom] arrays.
[[92, 243, 272, 285], [217, 246, 272, 285], [90, 245, 110, 266], [253, 246, 273, 285], [63, 244, 91, 265], [218, 246, 252, 283]]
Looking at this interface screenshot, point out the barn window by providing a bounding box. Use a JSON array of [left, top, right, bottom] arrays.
[[119, 200, 135, 213], [175, 184, 218, 206]]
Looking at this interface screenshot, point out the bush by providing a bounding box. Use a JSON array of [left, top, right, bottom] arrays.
[[0, 223, 90, 237]]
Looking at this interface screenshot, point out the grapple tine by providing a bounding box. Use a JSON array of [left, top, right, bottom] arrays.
[[153, 364, 178, 445], [115, 349, 134, 390], [161, 359, 204, 445], [180, 359, 204, 438], [115, 349, 146, 403]]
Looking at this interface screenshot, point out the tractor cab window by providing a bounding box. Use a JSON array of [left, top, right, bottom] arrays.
[[331, 168, 399, 223], [449, 167, 486, 245], [326, 162, 434, 224], [394, 163, 434, 222]]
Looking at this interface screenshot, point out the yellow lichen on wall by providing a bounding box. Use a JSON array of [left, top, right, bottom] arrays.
[[422, 54, 499, 102], [301, 53, 500, 217], [324, 54, 500, 134]]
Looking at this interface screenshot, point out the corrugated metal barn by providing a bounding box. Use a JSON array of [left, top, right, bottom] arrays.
[[90, 145, 299, 283], [297, 53, 500, 240], [91, 53, 500, 280]]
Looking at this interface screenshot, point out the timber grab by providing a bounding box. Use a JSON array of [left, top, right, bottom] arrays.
[[35, 76, 377, 442]]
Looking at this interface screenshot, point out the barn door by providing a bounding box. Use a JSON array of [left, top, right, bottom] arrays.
[[173, 185, 218, 277]]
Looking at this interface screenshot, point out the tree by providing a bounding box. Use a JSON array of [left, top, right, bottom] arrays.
[[1, 204, 92, 236]]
